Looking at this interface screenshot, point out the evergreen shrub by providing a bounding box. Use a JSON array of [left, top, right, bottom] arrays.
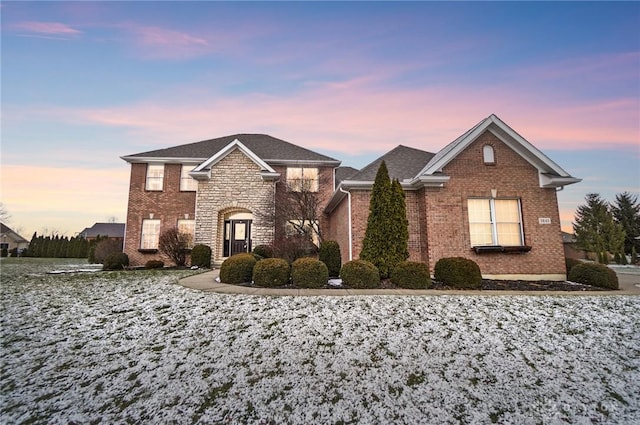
[[568, 262, 619, 289], [220, 253, 257, 284], [565, 258, 582, 275], [340, 260, 380, 289], [319, 240, 342, 277], [103, 253, 129, 270], [145, 260, 164, 269], [391, 261, 431, 289], [1, 248, 7, 258], [253, 258, 290, 287], [253, 245, 274, 259], [434, 257, 482, 289], [291, 257, 329, 288], [190, 244, 212, 268]]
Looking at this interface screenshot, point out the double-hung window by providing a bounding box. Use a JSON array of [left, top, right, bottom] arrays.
[[146, 164, 164, 191], [177, 219, 196, 248], [467, 199, 523, 246], [286, 167, 318, 192], [180, 165, 198, 191], [141, 219, 161, 249]]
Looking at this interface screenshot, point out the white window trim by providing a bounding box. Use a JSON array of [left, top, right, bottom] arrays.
[[141, 219, 161, 249], [180, 165, 198, 192], [146, 164, 165, 191], [468, 198, 524, 247]]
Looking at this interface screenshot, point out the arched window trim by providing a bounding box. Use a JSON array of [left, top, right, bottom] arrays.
[[483, 144, 496, 165]]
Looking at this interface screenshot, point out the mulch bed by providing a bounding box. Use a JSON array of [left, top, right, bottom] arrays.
[[376, 278, 607, 291]]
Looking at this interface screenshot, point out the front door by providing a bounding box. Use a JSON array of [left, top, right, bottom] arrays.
[[224, 220, 252, 257]]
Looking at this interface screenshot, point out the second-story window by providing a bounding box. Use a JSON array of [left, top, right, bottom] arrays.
[[180, 165, 198, 191], [146, 164, 164, 191], [286, 167, 318, 192]]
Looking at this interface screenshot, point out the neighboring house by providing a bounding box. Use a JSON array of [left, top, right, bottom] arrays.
[[562, 231, 586, 260], [1, 223, 29, 252], [78, 223, 125, 242], [121, 114, 580, 280]]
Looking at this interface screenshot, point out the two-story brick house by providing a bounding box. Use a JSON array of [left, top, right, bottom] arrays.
[[122, 114, 580, 280]]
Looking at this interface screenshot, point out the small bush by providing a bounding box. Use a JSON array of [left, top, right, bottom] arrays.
[[220, 253, 257, 285], [190, 244, 212, 268], [253, 258, 290, 287], [319, 240, 342, 277], [391, 261, 431, 289], [565, 258, 582, 275], [145, 260, 164, 269], [103, 253, 129, 270], [94, 239, 123, 264], [291, 257, 329, 288], [10, 247, 18, 257], [252, 245, 274, 259], [1, 248, 7, 258], [340, 260, 380, 289], [434, 257, 482, 289], [568, 262, 619, 289]]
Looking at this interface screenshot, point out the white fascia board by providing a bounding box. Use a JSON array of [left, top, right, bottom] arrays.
[[539, 174, 582, 188], [120, 156, 206, 164], [262, 159, 342, 167], [193, 139, 276, 173], [339, 180, 375, 190], [405, 175, 450, 188], [189, 170, 211, 181], [260, 171, 281, 182], [324, 183, 349, 214]]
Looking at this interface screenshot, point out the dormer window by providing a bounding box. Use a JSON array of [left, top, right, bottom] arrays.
[[483, 145, 495, 165]]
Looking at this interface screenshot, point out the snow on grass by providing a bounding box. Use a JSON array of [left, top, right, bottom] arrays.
[[1, 258, 639, 424]]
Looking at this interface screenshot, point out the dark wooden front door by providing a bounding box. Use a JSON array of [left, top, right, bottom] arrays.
[[224, 220, 252, 257]]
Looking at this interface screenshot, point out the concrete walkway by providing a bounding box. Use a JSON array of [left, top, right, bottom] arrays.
[[180, 268, 640, 296]]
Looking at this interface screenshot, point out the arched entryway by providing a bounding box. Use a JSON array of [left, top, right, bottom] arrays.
[[222, 211, 253, 257]]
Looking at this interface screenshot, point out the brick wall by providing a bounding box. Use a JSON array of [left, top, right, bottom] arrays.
[[424, 131, 566, 278], [124, 163, 196, 266]]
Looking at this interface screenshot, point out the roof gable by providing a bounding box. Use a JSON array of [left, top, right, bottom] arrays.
[[122, 133, 340, 165], [415, 114, 580, 188], [347, 145, 436, 182], [192, 139, 276, 174]]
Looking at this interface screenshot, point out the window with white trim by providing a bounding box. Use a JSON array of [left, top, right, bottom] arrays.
[[286, 167, 318, 192], [141, 219, 161, 249], [467, 199, 523, 246], [483, 145, 495, 164], [286, 219, 320, 247], [180, 165, 198, 191], [177, 219, 195, 248], [146, 164, 164, 191]]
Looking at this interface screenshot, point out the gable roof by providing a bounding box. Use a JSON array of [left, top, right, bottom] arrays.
[[412, 114, 581, 188], [347, 145, 436, 182], [334, 166, 359, 188], [121, 134, 340, 166], [0, 223, 29, 243], [79, 223, 125, 239]]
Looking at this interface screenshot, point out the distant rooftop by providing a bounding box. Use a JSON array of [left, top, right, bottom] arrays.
[[79, 223, 125, 239]]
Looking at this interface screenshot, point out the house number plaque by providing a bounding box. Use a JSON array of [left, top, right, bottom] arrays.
[[538, 218, 552, 225]]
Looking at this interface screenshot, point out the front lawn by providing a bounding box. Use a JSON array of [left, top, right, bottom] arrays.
[[1, 258, 638, 424]]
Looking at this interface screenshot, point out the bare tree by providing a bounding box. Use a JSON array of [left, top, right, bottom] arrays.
[[0, 203, 11, 223], [159, 227, 190, 267]]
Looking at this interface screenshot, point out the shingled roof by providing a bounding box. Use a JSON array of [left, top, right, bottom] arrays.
[[78, 223, 125, 239], [346, 145, 436, 182], [122, 134, 340, 165]]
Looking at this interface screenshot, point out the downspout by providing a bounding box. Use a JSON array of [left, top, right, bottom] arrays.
[[339, 186, 353, 261]]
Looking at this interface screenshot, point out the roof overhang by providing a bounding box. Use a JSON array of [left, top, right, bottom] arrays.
[[121, 156, 205, 164], [540, 174, 582, 188]]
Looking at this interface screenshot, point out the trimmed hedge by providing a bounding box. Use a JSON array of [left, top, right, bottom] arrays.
[[340, 260, 380, 289], [291, 257, 329, 289], [145, 260, 164, 269], [252, 245, 274, 259], [319, 240, 342, 277], [568, 262, 619, 289], [565, 258, 582, 275], [190, 244, 212, 268], [220, 253, 257, 285], [391, 261, 431, 289], [103, 253, 129, 270], [253, 258, 290, 287], [434, 257, 482, 289]]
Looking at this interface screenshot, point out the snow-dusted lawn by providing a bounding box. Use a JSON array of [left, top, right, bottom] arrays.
[[1, 258, 639, 424]]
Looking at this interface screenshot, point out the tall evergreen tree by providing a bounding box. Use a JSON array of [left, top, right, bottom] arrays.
[[573, 193, 625, 261], [360, 161, 409, 278], [611, 192, 640, 255]]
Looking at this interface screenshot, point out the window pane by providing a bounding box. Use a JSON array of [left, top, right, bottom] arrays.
[[468, 199, 491, 223], [497, 223, 522, 245], [177, 219, 195, 248], [141, 219, 160, 249], [146, 164, 164, 191], [180, 165, 198, 191], [494, 200, 520, 222], [286, 167, 318, 192], [470, 223, 493, 246], [483, 145, 495, 163], [495, 200, 522, 245]]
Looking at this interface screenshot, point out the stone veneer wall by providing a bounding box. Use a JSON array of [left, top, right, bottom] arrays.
[[195, 149, 275, 265]]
